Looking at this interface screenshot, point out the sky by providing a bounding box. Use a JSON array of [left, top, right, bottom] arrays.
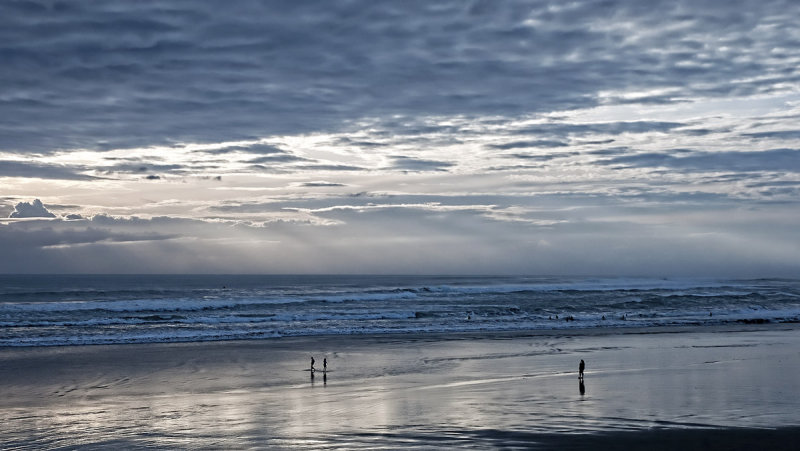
[[1, 0, 799, 276]]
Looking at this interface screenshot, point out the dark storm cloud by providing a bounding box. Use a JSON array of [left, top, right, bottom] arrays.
[[745, 180, 800, 189], [505, 152, 580, 162], [332, 137, 389, 149], [487, 140, 569, 150], [195, 143, 287, 155], [101, 161, 185, 175], [0, 160, 95, 180], [587, 146, 631, 156], [603, 148, 800, 173], [248, 154, 310, 164], [388, 156, 455, 172], [0, 223, 175, 248], [299, 181, 346, 187], [742, 131, 800, 140], [515, 121, 686, 137], [2, 0, 799, 152], [295, 164, 366, 172], [0, 217, 184, 272], [679, 128, 725, 137], [757, 185, 800, 198], [581, 139, 616, 145]]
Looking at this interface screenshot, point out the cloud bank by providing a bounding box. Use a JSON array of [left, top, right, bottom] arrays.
[[1, 1, 799, 276], [2, 0, 799, 152]]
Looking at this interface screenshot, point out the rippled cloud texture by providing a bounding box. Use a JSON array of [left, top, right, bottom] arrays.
[[2, 0, 799, 275]]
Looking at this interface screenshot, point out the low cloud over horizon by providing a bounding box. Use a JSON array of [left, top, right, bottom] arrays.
[[1, 0, 799, 276]]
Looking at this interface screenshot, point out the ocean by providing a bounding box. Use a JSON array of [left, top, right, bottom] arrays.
[[1, 275, 798, 347]]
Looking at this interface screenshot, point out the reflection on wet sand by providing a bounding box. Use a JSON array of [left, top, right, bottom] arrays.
[[1, 326, 799, 448]]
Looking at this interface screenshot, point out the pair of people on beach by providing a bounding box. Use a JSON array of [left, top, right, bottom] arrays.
[[311, 356, 327, 373]]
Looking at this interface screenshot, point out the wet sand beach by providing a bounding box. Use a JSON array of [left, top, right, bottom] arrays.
[[1, 324, 799, 449]]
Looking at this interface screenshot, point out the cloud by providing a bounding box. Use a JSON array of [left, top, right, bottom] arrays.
[[742, 130, 800, 140], [587, 146, 631, 156], [196, 143, 287, 155], [389, 156, 454, 172], [603, 148, 800, 173], [2, 1, 799, 152], [0, 160, 95, 180], [299, 181, 346, 187], [9, 199, 56, 218], [505, 152, 580, 162], [101, 161, 185, 175], [2, 1, 800, 276], [0, 191, 798, 276], [0, 217, 185, 272], [295, 163, 366, 172], [514, 121, 686, 137], [248, 154, 309, 164], [487, 140, 569, 150]]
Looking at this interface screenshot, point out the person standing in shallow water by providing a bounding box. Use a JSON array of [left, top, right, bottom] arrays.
[[579, 359, 585, 379], [323, 357, 327, 372], [311, 356, 315, 372]]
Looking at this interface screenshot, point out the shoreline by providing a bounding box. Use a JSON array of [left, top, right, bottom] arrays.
[[2, 321, 799, 449], [2, 320, 796, 351]]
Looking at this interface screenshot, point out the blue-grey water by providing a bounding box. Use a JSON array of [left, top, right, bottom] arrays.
[[1, 275, 799, 347]]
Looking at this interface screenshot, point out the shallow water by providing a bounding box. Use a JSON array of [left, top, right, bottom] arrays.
[[1, 326, 799, 449]]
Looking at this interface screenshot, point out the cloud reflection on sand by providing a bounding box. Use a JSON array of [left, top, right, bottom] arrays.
[[1, 327, 799, 448]]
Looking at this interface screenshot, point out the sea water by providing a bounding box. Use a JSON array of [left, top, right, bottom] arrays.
[[1, 275, 798, 347]]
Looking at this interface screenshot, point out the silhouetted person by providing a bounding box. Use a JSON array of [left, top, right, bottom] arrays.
[[579, 379, 585, 395], [323, 357, 327, 373], [579, 359, 585, 379], [311, 356, 315, 372]]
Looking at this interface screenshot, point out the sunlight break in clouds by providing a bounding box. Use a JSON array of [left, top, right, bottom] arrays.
[[1, 0, 799, 276]]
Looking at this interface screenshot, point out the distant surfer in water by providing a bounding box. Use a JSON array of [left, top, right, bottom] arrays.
[[311, 356, 315, 372], [579, 359, 585, 379]]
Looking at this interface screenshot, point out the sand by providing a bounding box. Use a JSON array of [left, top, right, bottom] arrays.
[[1, 324, 799, 449]]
